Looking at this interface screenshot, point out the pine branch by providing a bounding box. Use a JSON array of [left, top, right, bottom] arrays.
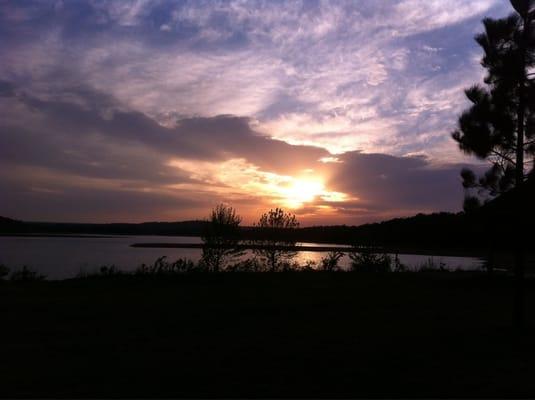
[[490, 150, 517, 166]]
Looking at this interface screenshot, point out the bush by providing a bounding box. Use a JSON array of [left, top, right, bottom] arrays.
[[392, 254, 408, 272], [136, 256, 200, 275], [0, 264, 10, 280], [99, 265, 123, 276], [416, 258, 447, 272], [320, 251, 344, 271], [225, 258, 263, 272], [348, 248, 391, 272], [10, 266, 46, 282], [300, 260, 317, 271]]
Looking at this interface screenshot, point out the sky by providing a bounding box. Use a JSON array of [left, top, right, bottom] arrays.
[[0, 0, 512, 225]]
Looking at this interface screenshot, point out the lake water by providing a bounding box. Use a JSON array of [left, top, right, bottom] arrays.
[[0, 235, 484, 280]]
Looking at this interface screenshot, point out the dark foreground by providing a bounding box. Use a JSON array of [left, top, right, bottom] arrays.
[[2, 272, 535, 398]]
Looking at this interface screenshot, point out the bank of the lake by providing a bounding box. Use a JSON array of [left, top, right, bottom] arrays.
[[2, 272, 535, 397], [0, 235, 486, 279]]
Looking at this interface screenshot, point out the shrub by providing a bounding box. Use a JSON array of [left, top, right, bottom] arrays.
[[301, 260, 317, 271], [392, 254, 408, 272], [136, 256, 200, 275], [225, 258, 263, 272], [0, 264, 10, 280], [99, 265, 122, 276], [348, 248, 391, 272], [417, 258, 447, 272], [10, 266, 46, 282], [320, 251, 344, 271]]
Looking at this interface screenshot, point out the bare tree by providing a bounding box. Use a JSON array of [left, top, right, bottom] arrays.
[[253, 208, 299, 271], [201, 204, 243, 272]]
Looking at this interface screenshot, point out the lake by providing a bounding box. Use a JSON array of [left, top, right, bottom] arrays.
[[0, 235, 484, 279]]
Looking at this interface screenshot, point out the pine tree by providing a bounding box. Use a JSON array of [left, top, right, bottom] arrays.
[[452, 0, 535, 328], [452, 0, 535, 209]]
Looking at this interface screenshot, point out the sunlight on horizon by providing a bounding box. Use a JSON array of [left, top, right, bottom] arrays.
[[167, 158, 348, 212], [278, 179, 325, 208]]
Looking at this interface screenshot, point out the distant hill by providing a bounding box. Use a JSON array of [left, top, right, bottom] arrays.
[[0, 218, 210, 236], [0, 216, 22, 227]]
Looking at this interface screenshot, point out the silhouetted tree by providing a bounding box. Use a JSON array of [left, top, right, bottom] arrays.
[[253, 208, 299, 271], [452, 0, 535, 209], [452, 0, 535, 328], [201, 204, 243, 272]]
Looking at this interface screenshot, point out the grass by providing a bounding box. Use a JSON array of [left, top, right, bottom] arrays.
[[1, 272, 535, 397]]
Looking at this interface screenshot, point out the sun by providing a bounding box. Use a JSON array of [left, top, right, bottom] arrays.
[[280, 179, 325, 208]]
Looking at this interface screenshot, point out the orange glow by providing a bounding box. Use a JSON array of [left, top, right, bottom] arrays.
[[167, 158, 348, 211], [278, 179, 325, 208]]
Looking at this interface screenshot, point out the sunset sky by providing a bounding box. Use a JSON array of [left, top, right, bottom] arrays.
[[0, 0, 511, 225]]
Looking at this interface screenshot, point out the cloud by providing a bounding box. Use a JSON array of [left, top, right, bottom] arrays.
[[1, 0, 511, 161], [0, 82, 483, 224], [0, 1, 510, 223]]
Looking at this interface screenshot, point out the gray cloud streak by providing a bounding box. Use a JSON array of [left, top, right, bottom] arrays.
[[0, 0, 507, 223]]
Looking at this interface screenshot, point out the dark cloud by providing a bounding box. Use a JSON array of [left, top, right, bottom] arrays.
[[1, 84, 327, 176], [1, 0, 507, 224], [326, 151, 476, 213], [0, 81, 482, 224], [0, 0, 513, 162], [0, 179, 204, 223]]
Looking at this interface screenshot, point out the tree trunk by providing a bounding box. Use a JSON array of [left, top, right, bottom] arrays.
[[513, 247, 525, 329], [513, 11, 529, 330]]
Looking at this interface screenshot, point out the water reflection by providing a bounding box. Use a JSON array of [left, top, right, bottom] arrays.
[[0, 235, 483, 280]]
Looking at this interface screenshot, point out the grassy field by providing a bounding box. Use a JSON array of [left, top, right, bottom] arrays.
[[2, 272, 535, 397]]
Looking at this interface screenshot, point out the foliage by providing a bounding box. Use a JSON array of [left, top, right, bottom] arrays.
[[392, 254, 408, 272], [225, 258, 264, 272], [201, 204, 244, 272], [320, 251, 344, 271], [348, 248, 392, 273], [10, 266, 46, 282], [452, 0, 535, 208], [298, 260, 316, 271], [252, 208, 300, 271], [1, 253, 467, 282], [136, 256, 200, 275], [99, 265, 123, 276], [0, 264, 10, 280], [416, 258, 448, 272]]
